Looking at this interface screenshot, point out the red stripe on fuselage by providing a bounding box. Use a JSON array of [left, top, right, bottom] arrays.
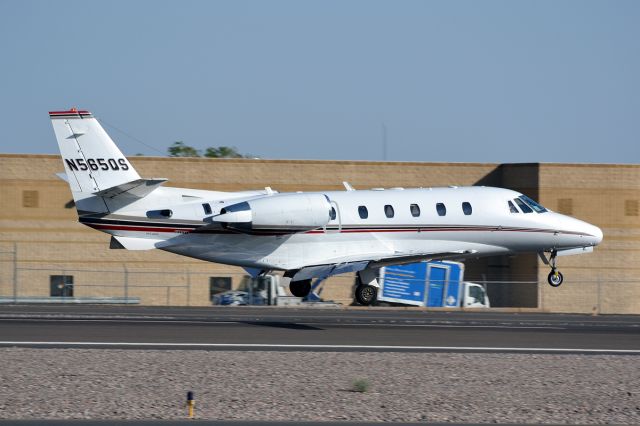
[[86, 222, 585, 237]]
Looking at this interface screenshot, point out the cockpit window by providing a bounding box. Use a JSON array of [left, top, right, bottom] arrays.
[[508, 200, 519, 213], [513, 198, 533, 213], [518, 195, 547, 213]]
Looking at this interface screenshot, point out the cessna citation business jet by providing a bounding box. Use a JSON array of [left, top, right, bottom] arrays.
[[51, 109, 603, 305]]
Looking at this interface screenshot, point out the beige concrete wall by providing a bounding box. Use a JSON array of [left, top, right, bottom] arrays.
[[1, 154, 639, 312], [0, 154, 498, 306], [537, 164, 640, 313]]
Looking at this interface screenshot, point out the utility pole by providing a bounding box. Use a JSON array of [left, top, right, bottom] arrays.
[[381, 123, 388, 161], [13, 242, 17, 303], [123, 264, 128, 301]]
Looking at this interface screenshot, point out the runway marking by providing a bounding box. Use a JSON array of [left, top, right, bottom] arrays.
[[0, 341, 639, 354]]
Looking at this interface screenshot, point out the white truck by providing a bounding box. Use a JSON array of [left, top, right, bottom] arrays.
[[212, 274, 303, 306]]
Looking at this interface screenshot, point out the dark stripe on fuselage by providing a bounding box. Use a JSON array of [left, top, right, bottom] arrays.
[[79, 216, 201, 229], [79, 217, 592, 237]]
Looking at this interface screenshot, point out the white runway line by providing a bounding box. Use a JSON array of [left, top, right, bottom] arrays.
[[1, 341, 639, 353]]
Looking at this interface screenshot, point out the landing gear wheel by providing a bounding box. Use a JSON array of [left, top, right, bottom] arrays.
[[355, 285, 378, 306], [548, 270, 564, 287], [289, 280, 312, 297]]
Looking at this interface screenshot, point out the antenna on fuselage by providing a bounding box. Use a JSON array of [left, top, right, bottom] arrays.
[[343, 182, 355, 191]]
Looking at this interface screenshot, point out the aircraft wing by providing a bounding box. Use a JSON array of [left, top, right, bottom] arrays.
[[290, 249, 477, 282]]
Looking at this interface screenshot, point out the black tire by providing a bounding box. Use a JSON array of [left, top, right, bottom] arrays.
[[355, 284, 378, 306], [289, 279, 312, 297], [548, 270, 564, 287]]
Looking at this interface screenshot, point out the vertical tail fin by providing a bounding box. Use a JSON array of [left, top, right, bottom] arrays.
[[50, 109, 140, 193], [50, 108, 144, 213]]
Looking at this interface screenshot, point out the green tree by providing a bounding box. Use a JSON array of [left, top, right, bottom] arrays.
[[203, 146, 244, 158], [168, 141, 201, 157]]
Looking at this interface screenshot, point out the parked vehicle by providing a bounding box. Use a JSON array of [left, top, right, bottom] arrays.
[[372, 261, 490, 308], [212, 275, 302, 306], [212, 290, 249, 306]]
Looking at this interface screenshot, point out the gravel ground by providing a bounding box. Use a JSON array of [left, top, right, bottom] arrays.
[[0, 349, 639, 423]]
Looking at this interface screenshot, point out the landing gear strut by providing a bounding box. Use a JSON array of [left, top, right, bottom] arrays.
[[541, 250, 564, 287], [289, 279, 312, 297]]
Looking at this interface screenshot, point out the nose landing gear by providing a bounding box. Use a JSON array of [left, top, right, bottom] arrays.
[[548, 269, 564, 287], [540, 250, 564, 287]]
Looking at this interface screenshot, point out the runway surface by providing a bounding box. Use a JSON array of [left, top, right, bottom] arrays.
[[0, 305, 639, 353]]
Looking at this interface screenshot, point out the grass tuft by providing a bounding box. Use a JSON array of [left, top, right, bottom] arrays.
[[352, 378, 370, 393]]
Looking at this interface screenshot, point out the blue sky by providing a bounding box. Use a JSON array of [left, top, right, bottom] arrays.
[[1, 0, 638, 163]]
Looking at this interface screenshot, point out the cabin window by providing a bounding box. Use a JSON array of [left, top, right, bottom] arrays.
[[384, 205, 394, 218], [513, 198, 533, 213], [358, 206, 368, 219], [462, 202, 472, 215], [519, 195, 547, 213], [436, 203, 446, 216], [410, 204, 420, 217], [508, 200, 519, 213], [202, 203, 212, 215], [330, 207, 337, 220]]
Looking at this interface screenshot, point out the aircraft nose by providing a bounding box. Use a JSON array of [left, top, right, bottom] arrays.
[[564, 215, 603, 246], [589, 224, 603, 246]]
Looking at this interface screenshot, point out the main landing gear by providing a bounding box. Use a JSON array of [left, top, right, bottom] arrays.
[[355, 282, 378, 306], [540, 250, 564, 287], [289, 279, 312, 297], [354, 269, 379, 306]]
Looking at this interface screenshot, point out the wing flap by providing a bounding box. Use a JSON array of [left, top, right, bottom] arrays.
[[291, 249, 478, 281]]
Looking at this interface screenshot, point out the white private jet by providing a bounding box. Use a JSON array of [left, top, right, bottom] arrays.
[[51, 109, 603, 305]]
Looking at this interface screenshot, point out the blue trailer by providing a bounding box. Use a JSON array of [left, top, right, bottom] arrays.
[[377, 261, 489, 308]]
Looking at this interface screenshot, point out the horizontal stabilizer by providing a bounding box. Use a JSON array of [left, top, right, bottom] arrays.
[[94, 178, 168, 199], [110, 235, 163, 250]]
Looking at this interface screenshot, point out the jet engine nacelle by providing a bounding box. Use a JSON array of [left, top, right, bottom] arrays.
[[213, 193, 332, 234]]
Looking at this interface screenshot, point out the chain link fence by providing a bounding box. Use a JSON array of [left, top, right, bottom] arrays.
[[1, 245, 639, 312], [0, 245, 252, 306]]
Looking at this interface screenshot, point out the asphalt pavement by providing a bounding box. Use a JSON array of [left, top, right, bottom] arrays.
[[0, 305, 638, 353], [0, 422, 577, 426]]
